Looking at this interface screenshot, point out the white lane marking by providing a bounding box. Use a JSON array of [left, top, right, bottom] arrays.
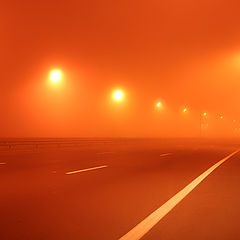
[[0, 162, 6, 165], [66, 165, 108, 175], [119, 149, 239, 240], [97, 152, 114, 155], [159, 153, 172, 157]]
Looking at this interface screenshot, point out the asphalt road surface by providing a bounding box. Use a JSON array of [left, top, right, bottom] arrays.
[[0, 138, 240, 240]]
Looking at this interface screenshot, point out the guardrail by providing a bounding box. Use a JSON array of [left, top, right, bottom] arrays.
[[0, 138, 113, 150]]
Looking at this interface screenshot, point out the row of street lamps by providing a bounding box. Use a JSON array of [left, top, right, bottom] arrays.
[[47, 69, 239, 130]]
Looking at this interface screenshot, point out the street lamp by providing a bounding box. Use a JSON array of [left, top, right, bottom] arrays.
[[200, 112, 208, 137], [113, 90, 124, 102], [49, 69, 62, 84], [156, 102, 162, 108]]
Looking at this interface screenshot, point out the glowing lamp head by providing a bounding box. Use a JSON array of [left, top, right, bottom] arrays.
[[203, 112, 207, 117], [49, 69, 62, 83], [156, 102, 162, 108], [113, 90, 124, 101], [183, 108, 187, 113]]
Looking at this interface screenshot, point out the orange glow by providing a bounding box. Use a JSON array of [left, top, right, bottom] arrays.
[[49, 69, 62, 84], [2, 1, 240, 138], [113, 90, 124, 101]]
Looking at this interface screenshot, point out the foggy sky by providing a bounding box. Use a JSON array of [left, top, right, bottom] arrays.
[[1, 0, 240, 137]]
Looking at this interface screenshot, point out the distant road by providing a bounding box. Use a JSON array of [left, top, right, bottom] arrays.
[[0, 138, 240, 240]]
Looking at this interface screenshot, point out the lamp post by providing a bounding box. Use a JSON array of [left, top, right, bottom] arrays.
[[200, 112, 208, 138]]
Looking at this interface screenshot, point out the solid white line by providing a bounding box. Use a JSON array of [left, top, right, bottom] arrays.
[[66, 165, 108, 175], [159, 153, 172, 157], [119, 150, 239, 240]]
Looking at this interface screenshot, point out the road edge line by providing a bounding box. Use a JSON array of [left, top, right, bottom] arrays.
[[119, 150, 239, 240]]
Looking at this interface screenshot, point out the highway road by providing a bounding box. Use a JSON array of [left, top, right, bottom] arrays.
[[0, 138, 240, 240]]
